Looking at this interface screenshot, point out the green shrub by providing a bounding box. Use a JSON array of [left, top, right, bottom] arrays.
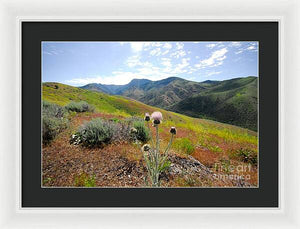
[[74, 173, 96, 187], [207, 145, 222, 153], [173, 138, 195, 155], [42, 101, 68, 144], [109, 117, 120, 123], [236, 148, 257, 165], [77, 118, 115, 147], [133, 121, 150, 143], [65, 101, 94, 113], [228, 148, 257, 166]]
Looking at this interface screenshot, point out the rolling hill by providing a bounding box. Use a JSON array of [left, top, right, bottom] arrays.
[[43, 82, 257, 139], [81, 76, 258, 131], [169, 77, 258, 131], [42, 82, 258, 187]]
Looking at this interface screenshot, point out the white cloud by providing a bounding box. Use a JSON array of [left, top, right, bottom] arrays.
[[150, 48, 162, 56], [170, 49, 186, 59], [206, 71, 222, 77], [43, 48, 63, 56], [161, 58, 172, 68], [150, 42, 163, 47], [235, 43, 258, 54], [127, 42, 162, 53], [230, 42, 242, 47], [176, 42, 184, 50], [169, 58, 190, 75], [130, 43, 145, 52], [195, 48, 228, 69], [206, 44, 217, 49], [64, 75, 132, 86], [126, 55, 154, 68], [161, 50, 169, 55], [43, 51, 55, 55], [128, 41, 186, 58], [163, 43, 172, 49], [127, 55, 141, 67], [247, 46, 256, 50], [179, 58, 190, 68], [65, 70, 161, 86]]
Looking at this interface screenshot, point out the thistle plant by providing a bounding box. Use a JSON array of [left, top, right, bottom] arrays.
[[140, 111, 176, 187]]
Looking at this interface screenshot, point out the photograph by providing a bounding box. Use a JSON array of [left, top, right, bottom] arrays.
[[41, 41, 258, 188]]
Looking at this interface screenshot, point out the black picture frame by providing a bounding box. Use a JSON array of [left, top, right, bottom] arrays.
[[22, 22, 278, 207]]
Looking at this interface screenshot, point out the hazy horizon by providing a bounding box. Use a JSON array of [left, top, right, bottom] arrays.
[[42, 41, 258, 86]]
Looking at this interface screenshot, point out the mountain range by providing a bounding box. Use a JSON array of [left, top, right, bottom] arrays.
[[81, 76, 258, 131]]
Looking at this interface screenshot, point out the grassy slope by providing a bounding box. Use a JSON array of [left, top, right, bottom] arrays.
[[43, 82, 258, 186], [43, 82, 193, 123], [169, 77, 258, 131], [43, 82, 257, 140]]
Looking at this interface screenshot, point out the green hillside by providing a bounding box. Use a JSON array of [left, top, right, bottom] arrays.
[[43, 82, 257, 143], [80, 76, 258, 131], [43, 82, 194, 123], [169, 77, 258, 131], [42, 82, 258, 187]]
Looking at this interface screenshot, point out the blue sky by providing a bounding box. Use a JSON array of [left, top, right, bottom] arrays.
[[42, 41, 258, 86]]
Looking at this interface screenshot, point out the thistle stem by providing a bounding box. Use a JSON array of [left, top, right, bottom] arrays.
[[163, 134, 174, 157], [154, 125, 160, 187], [147, 122, 155, 150]]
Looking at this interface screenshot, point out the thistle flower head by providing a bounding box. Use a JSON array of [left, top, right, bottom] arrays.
[[144, 113, 150, 122], [130, 127, 137, 134], [142, 144, 151, 152], [170, 127, 177, 135], [151, 111, 163, 125]]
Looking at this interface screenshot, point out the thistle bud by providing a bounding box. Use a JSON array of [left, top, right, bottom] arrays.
[[142, 144, 151, 152], [130, 127, 137, 134], [144, 113, 150, 122], [153, 119, 161, 125], [170, 127, 177, 135]]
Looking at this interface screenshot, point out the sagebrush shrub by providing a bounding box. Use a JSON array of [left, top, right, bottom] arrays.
[[42, 116, 60, 144], [111, 121, 132, 143], [42, 100, 65, 118], [133, 121, 150, 143], [42, 101, 68, 144], [65, 101, 94, 113], [125, 116, 144, 124], [77, 118, 115, 147]]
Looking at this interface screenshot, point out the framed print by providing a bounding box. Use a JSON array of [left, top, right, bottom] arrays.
[[22, 22, 278, 207], [1, 0, 300, 228]]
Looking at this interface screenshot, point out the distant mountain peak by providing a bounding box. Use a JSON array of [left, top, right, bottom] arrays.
[[201, 80, 219, 84], [128, 78, 152, 84]]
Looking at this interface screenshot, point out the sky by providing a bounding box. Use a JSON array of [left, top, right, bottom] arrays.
[[42, 41, 258, 86]]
